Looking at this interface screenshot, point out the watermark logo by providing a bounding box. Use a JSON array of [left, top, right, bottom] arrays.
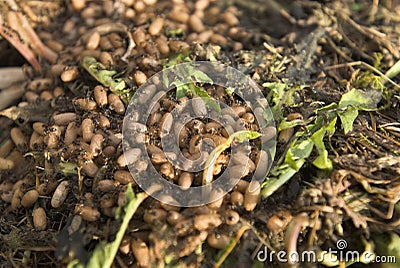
[[336, 239, 347, 250], [122, 61, 276, 206], [256, 239, 396, 265]]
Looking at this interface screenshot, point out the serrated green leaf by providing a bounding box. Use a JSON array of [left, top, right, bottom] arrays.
[[231, 130, 261, 143], [262, 87, 382, 197], [190, 68, 213, 85], [338, 88, 381, 111], [81, 56, 128, 99], [262, 134, 315, 198], [285, 138, 314, 171], [310, 128, 328, 169], [310, 118, 336, 169], [263, 81, 303, 120], [164, 59, 219, 113], [338, 107, 358, 134]]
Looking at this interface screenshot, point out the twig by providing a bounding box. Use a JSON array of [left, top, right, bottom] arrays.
[[0, 22, 41, 70], [324, 61, 400, 90], [325, 37, 353, 62], [17, 247, 55, 252], [8, 11, 57, 63], [2, 0, 57, 68], [337, 23, 375, 62], [367, 0, 379, 23], [214, 225, 250, 268], [338, 12, 399, 58]]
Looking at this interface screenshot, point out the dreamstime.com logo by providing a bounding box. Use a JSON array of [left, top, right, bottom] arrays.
[[122, 61, 277, 206], [256, 239, 397, 265]]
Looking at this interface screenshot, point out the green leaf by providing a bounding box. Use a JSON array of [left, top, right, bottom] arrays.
[[310, 118, 336, 170], [67, 259, 84, 268], [70, 184, 148, 268], [314, 102, 338, 114], [190, 68, 213, 85], [261, 162, 303, 198], [325, 116, 337, 137], [311, 128, 330, 169], [284, 151, 298, 171], [167, 28, 183, 36], [313, 150, 331, 170], [262, 88, 383, 197], [163, 59, 219, 114], [81, 56, 128, 97], [112, 78, 127, 92], [225, 87, 235, 95], [175, 84, 189, 99], [165, 51, 191, 68], [278, 118, 304, 132], [285, 138, 314, 171], [338, 88, 381, 111], [231, 130, 261, 143], [56, 162, 78, 175], [263, 81, 303, 120], [262, 137, 313, 198], [338, 107, 358, 134], [263, 82, 288, 120], [191, 84, 221, 113]]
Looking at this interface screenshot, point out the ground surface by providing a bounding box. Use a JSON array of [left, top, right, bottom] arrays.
[[0, 0, 400, 267]]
